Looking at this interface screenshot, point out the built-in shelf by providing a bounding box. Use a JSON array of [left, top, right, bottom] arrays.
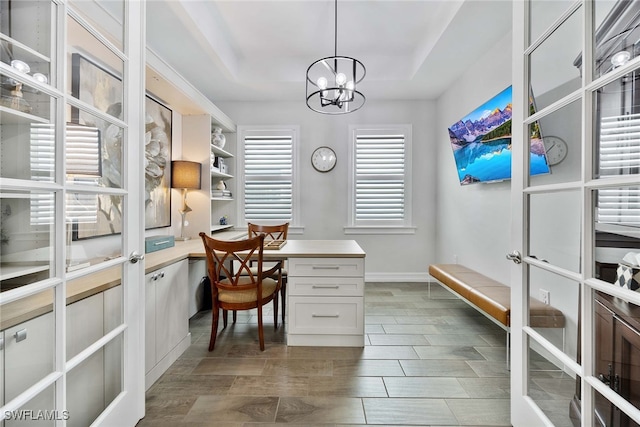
[[211, 145, 233, 158], [0, 263, 49, 281], [211, 224, 234, 232], [211, 197, 233, 201], [210, 170, 233, 179], [0, 105, 50, 125], [0, 33, 52, 63]]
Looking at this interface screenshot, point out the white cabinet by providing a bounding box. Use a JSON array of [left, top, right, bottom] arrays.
[[145, 259, 190, 389], [287, 258, 365, 347], [1, 312, 55, 427], [3, 312, 54, 403]]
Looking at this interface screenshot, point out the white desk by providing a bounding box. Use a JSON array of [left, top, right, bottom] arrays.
[[1, 238, 366, 347], [192, 238, 367, 347]]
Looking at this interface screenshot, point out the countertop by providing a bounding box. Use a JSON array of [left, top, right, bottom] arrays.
[[1, 235, 365, 330]]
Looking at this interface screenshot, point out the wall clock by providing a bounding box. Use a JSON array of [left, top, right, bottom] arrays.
[[311, 146, 337, 172], [543, 136, 568, 166]]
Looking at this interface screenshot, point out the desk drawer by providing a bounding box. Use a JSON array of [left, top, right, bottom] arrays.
[[288, 258, 364, 277], [288, 277, 364, 297], [288, 296, 363, 335]]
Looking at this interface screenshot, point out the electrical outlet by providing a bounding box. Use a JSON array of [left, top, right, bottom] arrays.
[[540, 289, 550, 305]]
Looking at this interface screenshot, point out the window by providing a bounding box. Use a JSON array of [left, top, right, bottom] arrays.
[[347, 125, 413, 233], [238, 126, 299, 226]]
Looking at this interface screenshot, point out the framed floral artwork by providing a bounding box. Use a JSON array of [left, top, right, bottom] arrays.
[[70, 53, 172, 238], [71, 52, 124, 240], [144, 95, 172, 229]]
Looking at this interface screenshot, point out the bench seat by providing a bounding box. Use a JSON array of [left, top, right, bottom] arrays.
[[428, 264, 565, 329]]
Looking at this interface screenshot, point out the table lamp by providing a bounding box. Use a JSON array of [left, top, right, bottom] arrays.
[[171, 160, 201, 241]]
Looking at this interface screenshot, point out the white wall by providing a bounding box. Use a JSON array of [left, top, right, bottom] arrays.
[[218, 99, 437, 281], [435, 32, 579, 360], [435, 33, 514, 283]]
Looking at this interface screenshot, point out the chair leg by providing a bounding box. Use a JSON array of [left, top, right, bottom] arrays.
[[257, 302, 265, 351], [233, 310, 237, 323], [209, 303, 220, 351], [273, 291, 279, 330], [222, 309, 228, 328]]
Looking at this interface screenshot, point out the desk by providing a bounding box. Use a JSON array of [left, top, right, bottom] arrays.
[[192, 238, 367, 346], [1, 238, 366, 347]]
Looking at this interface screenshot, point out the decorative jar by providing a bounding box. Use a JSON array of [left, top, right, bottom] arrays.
[[211, 127, 226, 149]]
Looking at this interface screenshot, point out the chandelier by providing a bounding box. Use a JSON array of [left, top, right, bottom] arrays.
[[305, 0, 366, 114]]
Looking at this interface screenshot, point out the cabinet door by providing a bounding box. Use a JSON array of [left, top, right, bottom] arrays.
[[614, 317, 640, 427], [145, 273, 157, 373], [155, 259, 188, 361], [595, 300, 615, 426], [66, 293, 105, 427], [4, 312, 54, 402]]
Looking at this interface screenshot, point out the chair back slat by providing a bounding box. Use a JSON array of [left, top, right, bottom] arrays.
[[247, 222, 289, 241], [199, 232, 265, 290]]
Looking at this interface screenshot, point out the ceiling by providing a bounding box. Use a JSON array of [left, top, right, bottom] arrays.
[[146, 0, 513, 105]]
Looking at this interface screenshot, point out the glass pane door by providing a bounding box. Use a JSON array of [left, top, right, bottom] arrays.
[[513, 1, 640, 426], [0, 1, 144, 425]]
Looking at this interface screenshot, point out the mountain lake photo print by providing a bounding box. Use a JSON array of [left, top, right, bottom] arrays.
[[447, 86, 550, 185]]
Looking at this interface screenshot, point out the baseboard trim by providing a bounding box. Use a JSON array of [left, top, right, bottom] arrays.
[[145, 332, 191, 390], [364, 272, 430, 282]]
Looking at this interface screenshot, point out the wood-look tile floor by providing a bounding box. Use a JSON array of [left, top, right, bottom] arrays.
[[137, 282, 575, 426]]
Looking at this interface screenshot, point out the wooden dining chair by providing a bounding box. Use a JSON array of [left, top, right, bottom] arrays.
[[199, 232, 282, 351], [247, 222, 288, 324]]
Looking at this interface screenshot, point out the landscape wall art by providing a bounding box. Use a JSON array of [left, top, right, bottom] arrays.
[[447, 85, 549, 185]]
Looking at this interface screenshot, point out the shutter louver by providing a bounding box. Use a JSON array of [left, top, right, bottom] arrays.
[[597, 114, 640, 229], [599, 113, 640, 174], [597, 187, 640, 227], [355, 134, 405, 221], [244, 133, 293, 221]]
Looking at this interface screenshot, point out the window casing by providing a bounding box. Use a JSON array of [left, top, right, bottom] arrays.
[[238, 126, 299, 227], [347, 125, 413, 233]]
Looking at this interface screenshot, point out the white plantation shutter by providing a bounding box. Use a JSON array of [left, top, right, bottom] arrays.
[[599, 112, 640, 174], [597, 113, 640, 228], [355, 130, 406, 223], [597, 187, 640, 227], [243, 130, 294, 221], [30, 123, 101, 225]]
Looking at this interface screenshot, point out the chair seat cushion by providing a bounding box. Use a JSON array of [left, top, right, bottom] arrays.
[[218, 277, 278, 303]]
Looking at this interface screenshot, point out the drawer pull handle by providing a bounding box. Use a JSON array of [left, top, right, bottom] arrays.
[[312, 285, 340, 289], [312, 266, 340, 270], [154, 240, 171, 246], [312, 314, 340, 318], [14, 328, 27, 343]]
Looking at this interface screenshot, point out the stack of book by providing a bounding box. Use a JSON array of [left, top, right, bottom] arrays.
[[211, 189, 232, 198]]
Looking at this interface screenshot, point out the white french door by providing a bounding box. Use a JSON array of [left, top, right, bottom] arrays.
[[512, 1, 640, 426], [0, 1, 145, 426]]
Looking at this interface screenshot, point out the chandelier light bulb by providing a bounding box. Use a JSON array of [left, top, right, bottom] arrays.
[[336, 73, 347, 86], [346, 81, 354, 90], [317, 76, 328, 89]]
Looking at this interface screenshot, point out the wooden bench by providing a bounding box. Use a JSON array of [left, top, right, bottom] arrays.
[[428, 264, 565, 366]]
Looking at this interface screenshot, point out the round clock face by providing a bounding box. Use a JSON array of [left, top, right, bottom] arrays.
[[311, 146, 337, 172], [543, 136, 568, 166]]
